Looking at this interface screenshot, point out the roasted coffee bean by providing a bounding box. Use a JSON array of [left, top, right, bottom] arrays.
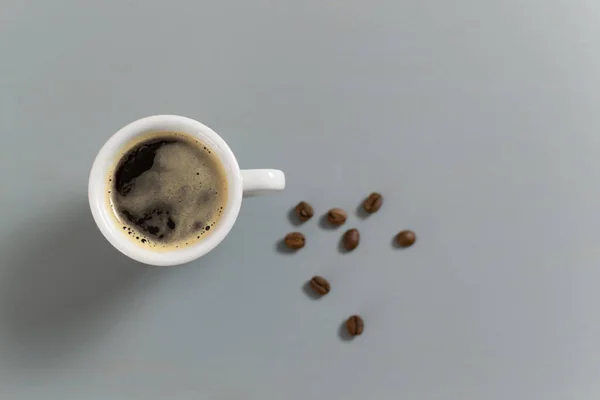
[[343, 228, 360, 251], [363, 192, 383, 213], [327, 208, 347, 226], [396, 230, 416, 247], [309, 276, 330, 295], [284, 232, 305, 249], [295, 201, 314, 222], [346, 315, 364, 336]]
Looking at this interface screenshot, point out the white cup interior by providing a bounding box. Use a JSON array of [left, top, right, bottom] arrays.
[[88, 115, 243, 266]]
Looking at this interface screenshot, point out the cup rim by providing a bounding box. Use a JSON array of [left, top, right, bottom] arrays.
[[88, 115, 243, 266]]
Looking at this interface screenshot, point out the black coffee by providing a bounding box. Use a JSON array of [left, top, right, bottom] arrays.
[[108, 132, 228, 248]]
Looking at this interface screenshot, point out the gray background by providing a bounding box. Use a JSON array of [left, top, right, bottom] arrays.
[[1, 0, 599, 398]]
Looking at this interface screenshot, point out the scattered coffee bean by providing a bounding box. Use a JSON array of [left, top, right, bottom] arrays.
[[342, 228, 360, 251], [363, 192, 383, 213], [295, 201, 314, 222], [396, 230, 416, 247], [327, 208, 347, 226], [346, 315, 364, 336], [284, 232, 305, 250], [309, 276, 330, 296]]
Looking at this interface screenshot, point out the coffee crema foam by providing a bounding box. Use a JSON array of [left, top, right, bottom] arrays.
[[107, 132, 228, 249]]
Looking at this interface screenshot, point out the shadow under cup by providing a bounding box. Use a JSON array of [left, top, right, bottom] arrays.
[[89, 115, 244, 266]]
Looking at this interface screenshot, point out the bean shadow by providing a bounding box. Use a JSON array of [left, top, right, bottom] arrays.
[[275, 238, 297, 254], [355, 201, 370, 220], [302, 281, 321, 300], [0, 200, 164, 367], [287, 206, 304, 227], [318, 214, 339, 230], [337, 319, 353, 342], [338, 233, 357, 255]]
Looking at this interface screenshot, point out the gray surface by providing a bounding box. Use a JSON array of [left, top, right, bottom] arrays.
[[1, 0, 600, 398]]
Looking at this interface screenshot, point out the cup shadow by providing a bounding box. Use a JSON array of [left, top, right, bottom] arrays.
[[0, 200, 161, 366]]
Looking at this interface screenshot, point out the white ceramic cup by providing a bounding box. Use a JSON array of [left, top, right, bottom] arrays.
[[88, 115, 285, 266]]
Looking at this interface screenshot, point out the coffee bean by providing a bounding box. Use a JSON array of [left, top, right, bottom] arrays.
[[284, 232, 305, 249], [363, 192, 383, 213], [327, 208, 347, 226], [346, 315, 364, 336], [295, 201, 314, 222], [309, 276, 330, 295], [343, 228, 360, 251], [396, 230, 416, 247]]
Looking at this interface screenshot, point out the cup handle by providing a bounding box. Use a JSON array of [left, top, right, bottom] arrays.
[[241, 169, 286, 197]]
